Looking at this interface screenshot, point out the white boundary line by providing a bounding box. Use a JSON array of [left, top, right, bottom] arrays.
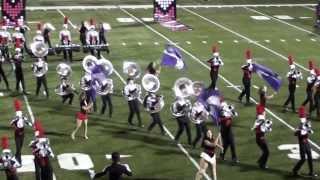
[[56, 8, 212, 179], [119, 8, 320, 152], [56, 9, 77, 29], [245, 7, 319, 37], [182, 7, 309, 72], [21, 4, 316, 11], [303, 6, 315, 11]]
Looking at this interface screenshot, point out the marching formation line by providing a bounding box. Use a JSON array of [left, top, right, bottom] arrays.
[[119, 7, 320, 152], [58, 9, 212, 180], [245, 7, 319, 37], [21, 4, 317, 11], [181, 7, 309, 72]]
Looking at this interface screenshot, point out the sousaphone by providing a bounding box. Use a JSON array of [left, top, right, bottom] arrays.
[[82, 55, 98, 73], [56, 63, 72, 78], [30, 41, 48, 58], [173, 77, 194, 98], [142, 74, 160, 93], [123, 61, 141, 79]]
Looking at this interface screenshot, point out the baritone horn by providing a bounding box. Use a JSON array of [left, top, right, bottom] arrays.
[[142, 74, 160, 93], [30, 41, 48, 58]]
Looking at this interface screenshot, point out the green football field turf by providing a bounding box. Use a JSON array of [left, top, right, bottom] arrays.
[[0, 2, 320, 180]]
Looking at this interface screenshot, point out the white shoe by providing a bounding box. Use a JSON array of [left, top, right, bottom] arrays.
[[88, 169, 95, 179]]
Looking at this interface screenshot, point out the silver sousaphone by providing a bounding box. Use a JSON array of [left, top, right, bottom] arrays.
[[56, 63, 72, 78], [30, 41, 49, 58], [142, 74, 164, 113], [123, 61, 141, 79], [55, 63, 75, 96], [82, 55, 98, 73], [173, 77, 194, 98]]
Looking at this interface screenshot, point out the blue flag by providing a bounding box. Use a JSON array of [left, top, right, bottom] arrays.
[[197, 89, 221, 125], [252, 63, 282, 91], [161, 44, 185, 70]]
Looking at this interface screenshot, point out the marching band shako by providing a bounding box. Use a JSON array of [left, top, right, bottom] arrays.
[[32, 59, 48, 77]]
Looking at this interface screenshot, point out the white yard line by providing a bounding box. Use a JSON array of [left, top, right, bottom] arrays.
[[182, 7, 308, 72], [56, 9, 77, 29], [120, 8, 320, 152], [21, 4, 316, 11], [302, 6, 315, 11], [245, 7, 319, 37]]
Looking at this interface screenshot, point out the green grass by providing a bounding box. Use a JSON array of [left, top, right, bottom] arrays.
[[0, 4, 319, 180]]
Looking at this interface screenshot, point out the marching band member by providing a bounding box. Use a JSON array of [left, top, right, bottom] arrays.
[[0, 20, 12, 60], [292, 106, 318, 177], [238, 49, 253, 105], [312, 69, 320, 117], [32, 58, 49, 98], [33, 23, 44, 43], [30, 120, 55, 180], [100, 79, 113, 118], [283, 55, 302, 113], [43, 24, 52, 48], [79, 21, 87, 46], [123, 78, 142, 127], [0, 53, 10, 90], [143, 91, 165, 135], [191, 102, 209, 148], [0, 135, 20, 180], [171, 97, 192, 145], [195, 129, 223, 180], [98, 22, 110, 54], [219, 101, 239, 164], [59, 77, 75, 105], [302, 61, 316, 116], [10, 99, 32, 164], [90, 152, 132, 180], [146, 62, 161, 76], [12, 25, 25, 54], [71, 92, 93, 140], [59, 17, 73, 62], [253, 108, 272, 169], [12, 41, 28, 94], [258, 86, 275, 107], [207, 45, 223, 90], [86, 19, 100, 58]]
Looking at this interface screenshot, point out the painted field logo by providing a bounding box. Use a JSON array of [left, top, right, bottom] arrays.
[[278, 144, 320, 160]]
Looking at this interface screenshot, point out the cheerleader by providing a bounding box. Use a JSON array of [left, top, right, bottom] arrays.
[[258, 86, 275, 107], [71, 92, 93, 140], [195, 129, 223, 180]]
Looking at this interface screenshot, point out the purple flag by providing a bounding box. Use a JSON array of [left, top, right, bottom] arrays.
[[161, 44, 185, 70], [197, 88, 222, 125], [252, 63, 282, 91]]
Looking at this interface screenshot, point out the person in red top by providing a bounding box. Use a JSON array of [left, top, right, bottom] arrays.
[[219, 101, 239, 164], [195, 129, 223, 180], [253, 107, 272, 169], [292, 106, 318, 177], [0, 135, 20, 180], [238, 49, 253, 105], [207, 45, 223, 90]]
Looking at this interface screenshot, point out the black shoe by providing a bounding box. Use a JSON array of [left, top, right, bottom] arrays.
[[292, 171, 298, 176], [308, 173, 318, 177]]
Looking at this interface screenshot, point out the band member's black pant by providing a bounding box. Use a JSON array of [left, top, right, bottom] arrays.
[[14, 132, 24, 164], [293, 143, 314, 174], [5, 170, 19, 180], [15, 69, 26, 93], [63, 50, 73, 62], [80, 34, 86, 46], [44, 37, 52, 48], [62, 93, 74, 105], [256, 139, 269, 168], [35, 158, 53, 180], [192, 123, 207, 148], [283, 84, 296, 111], [101, 94, 113, 118], [302, 90, 313, 114], [99, 35, 110, 54], [36, 76, 49, 98], [34, 159, 41, 180], [148, 112, 164, 134], [220, 128, 237, 160], [210, 70, 218, 90], [174, 116, 191, 144], [311, 91, 320, 117], [85, 90, 97, 112], [239, 78, 251, 104], [128, 100, 142, 126], [0, 64, 9, 89]]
